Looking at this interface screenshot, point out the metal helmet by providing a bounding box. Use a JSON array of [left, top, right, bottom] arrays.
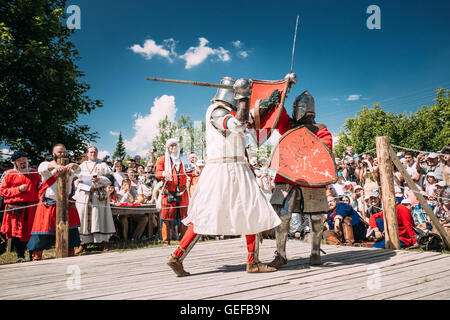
[[212, 77, 236, 106], [292, 90, 315, 121]]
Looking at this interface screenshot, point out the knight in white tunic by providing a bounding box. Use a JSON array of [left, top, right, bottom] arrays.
[[73, 146, 116, 252], [167, 77, 281, 276]]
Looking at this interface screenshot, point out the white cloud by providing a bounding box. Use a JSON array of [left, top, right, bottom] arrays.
[[346, 94, 362, 101], [239, 51, 248, 58], [179, 37, 231, 69], [232, 40, 242, 48], [109, 131, 119, 136], [332, 98, 340, 101], [98, 150, 110, 160], [124, 95, 178, 156], [130, 38, 176, 62]]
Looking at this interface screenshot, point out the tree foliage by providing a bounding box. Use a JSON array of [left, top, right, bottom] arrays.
[[112, 132, 126, 161], [335, 88, 450, 157], [152, 115, 206, 159], [0, 0, 102, 164]]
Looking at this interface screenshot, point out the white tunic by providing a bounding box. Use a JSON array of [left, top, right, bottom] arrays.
[[183, 102, 281, 235], [73, 160, 116, 243]]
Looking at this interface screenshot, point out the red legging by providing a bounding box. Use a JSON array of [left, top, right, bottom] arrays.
[[173, 223, 257, 263]]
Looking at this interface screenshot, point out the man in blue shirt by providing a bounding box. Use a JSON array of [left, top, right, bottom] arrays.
[[324, 196, 369, 245]]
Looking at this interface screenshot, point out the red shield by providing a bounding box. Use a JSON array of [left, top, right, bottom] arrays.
[[249, 79, 290, 145], [269, 127, 337, 186]]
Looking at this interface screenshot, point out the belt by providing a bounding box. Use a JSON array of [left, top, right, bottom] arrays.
[[206, 156, 246, 163]]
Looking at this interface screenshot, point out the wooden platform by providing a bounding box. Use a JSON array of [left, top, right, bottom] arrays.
[[0, 238, 449, 300]]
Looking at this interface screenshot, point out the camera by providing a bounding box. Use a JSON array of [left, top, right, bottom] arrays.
[[167, 193, 181, 204]]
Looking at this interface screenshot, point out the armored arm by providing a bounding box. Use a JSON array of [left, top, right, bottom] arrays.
[[210, 105, 247, 134]]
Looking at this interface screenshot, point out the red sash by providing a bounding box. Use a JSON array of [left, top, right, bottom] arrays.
[[38, 174, 57, 200]]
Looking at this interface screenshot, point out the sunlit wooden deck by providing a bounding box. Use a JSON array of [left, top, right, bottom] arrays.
[[1, 238, 449, 300]]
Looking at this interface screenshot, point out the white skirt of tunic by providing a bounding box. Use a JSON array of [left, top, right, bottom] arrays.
[[182, 162, 281, 235]]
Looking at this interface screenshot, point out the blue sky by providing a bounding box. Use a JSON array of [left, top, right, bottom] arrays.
[[62, 0, 450, 159]]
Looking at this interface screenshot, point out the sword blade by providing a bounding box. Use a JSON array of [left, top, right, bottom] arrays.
[[290, 15, 300, 73], [146, 77, 234, 89]]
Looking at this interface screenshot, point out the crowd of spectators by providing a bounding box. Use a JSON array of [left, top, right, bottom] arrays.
[[1, 142, 449, 261]]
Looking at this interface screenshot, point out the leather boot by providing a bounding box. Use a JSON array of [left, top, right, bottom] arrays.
[[75, 244, 85, 255], [342, 217, 355, 245], [246, 262, 277, 273], [323, 230, 342, 245], [267, 251, 287, 269], [167, 254, 190, 277], [32, 251, 43, 261]]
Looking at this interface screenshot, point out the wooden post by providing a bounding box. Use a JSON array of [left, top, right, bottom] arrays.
[[55, 158, 69, 258], [376, 136, 401, 249], [361, 189, 367, 220], [388, 145, 450, 249]]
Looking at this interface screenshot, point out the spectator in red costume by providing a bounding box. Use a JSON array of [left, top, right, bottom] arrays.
[[27, 144, 82, 260], [369, 203, 417, 249], [0, 151, 41, 262]]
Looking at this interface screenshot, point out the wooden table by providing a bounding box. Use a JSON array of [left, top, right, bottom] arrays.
[[110, 204, 160, 239]]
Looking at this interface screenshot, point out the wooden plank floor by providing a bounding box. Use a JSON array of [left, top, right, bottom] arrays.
[[0, 238, 449, 300]]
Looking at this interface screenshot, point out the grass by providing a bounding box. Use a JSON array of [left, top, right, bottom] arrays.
[[0, 237, 181, 265]]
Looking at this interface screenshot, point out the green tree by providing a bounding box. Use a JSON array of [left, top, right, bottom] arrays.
[[152, 116, 177, 158], [112, 132, 126, 161], [335, 88, 450, 157], [0, 0, 102, 164], [152, 115, 206, 159]]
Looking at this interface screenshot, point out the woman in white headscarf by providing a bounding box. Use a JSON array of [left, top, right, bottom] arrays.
[[155, 139, 194, 244]]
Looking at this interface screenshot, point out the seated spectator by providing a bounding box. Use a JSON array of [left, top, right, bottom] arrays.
[[416, 152, 444, 182], [433, 190, 450, 237], [394, 186, 404, 204], [117, 178, 137, 204], [137, 169, 156, 204], [126, 167, 139, 190], [411, 191, 433, 232], [117, 179, 148, 241], [112, 160, 126, 192], [341, 195, 352, 206], [435, 181, 447, 205], [353, 185, 364, 213], [369, 202, 417, 249], [424, 172, 438, 197], [366, 191, 382, 218], [107, 185, 118, 204], [326, 184, 337, 197], [188, 153, 198, 169], [343, 181, 354, 197], [332, 175, 346, 197], [323, 196, 369, 245]]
